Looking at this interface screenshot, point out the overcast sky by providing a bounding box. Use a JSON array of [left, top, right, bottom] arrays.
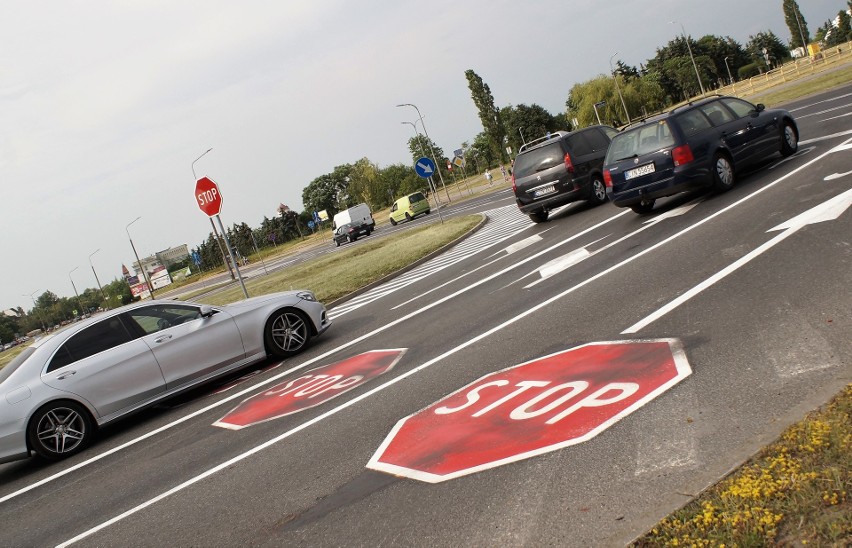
[[1, 0, 844, 310]]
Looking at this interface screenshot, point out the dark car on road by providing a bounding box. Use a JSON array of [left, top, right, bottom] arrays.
[[333, 222, 371, 246], [603, 95, 798, 214], [511, 125, 619, 223]]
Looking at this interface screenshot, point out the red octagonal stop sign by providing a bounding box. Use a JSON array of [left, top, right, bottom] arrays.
[[367, 339, 691, 483], [195, 176, 223, 217]]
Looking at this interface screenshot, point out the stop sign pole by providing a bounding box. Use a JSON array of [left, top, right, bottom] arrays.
[[194, 177, 249, 299]]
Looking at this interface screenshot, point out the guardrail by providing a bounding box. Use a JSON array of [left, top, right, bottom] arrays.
[[714, 40, 852, 99]]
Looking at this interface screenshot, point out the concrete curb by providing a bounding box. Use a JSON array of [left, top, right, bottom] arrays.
[[326, 213, 488, 309]]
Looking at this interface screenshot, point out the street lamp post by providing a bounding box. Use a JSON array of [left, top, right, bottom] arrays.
[[22, 290, 46, 331], [192, 148, 235, 280], [610, 52, 632, 124], [89, 248, 107, 306], [126, 216, 155, 299], [793, 7, 809, 56], [723, 56, 734, 86], [397, 103, 452, 203], [670, 21, 706, 97], [68, 267, 86, 318], [519, 128, 527, 146], [402, 121, 444, 221]]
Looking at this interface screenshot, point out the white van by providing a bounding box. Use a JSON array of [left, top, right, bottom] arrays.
[[332, 203, 375, 231]]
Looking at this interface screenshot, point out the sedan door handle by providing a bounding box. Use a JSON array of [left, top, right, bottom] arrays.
[[56, 370, 77, 380], [154, 334, 173, 343]]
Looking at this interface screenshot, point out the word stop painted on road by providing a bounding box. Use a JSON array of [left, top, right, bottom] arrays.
[[214, 349, 406, 430], [367, 339, 690, 483]]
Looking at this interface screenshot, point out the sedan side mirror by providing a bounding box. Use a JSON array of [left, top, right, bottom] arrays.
[[199, 305, 215, 318], [755, 103, 765, 112]]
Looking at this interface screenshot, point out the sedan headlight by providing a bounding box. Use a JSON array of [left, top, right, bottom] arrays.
[[296, 291, 317, 302]]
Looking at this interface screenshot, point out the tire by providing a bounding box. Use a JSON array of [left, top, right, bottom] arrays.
[[712, 152, 735, 192], [425, 209, 431, 214], [405, 212, 412, 222], [335, 240, 340, 247], [528, 210, 548, 223], [630, 200, 655, 214], [587, 176, 607, 205], [390, 218, 397, 226], [265, 309, 311, 358], [27, 401, 94, 460], [780, 122, 798, 157], [349, 234, 356, 242]]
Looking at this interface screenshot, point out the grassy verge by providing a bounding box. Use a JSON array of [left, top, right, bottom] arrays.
[[197, 215, 481, 306], [0, 345, 27, 369], [634, 385, 851, 546], [747, 64, 852, 107]]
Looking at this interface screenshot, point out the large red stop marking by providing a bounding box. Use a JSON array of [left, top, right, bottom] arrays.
[[367, 339, 690, 483]]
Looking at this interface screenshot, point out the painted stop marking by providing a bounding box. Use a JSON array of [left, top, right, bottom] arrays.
[[367, 339, 690, 483], [214, 349, 405, 430]]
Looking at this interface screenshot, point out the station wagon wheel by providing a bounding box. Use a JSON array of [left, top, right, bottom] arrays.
[[588, 176, 607, 205], [712, 153, 735, 192], [780, 122, 798, 157], [27, 401, 93, 460], [265, 309, 311, 357]]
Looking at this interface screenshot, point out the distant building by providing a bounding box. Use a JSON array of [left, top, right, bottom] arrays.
[[156, 244, 190, 267]]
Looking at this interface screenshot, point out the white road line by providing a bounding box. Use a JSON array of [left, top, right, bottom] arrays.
[[56, 130, 834, 547]]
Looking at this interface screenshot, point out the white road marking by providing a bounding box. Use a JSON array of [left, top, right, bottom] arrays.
[[794, 101, 852, 118], [505, 234, 543, 255], [623, 174, 852, 334], [799, 128, 852, 145], [789, 92, 852, 112]]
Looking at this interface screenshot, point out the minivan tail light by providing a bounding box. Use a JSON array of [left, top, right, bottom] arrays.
[[564, 152, 574, 173], [672, 144, 694, 166], [603, 169, 613, 188]]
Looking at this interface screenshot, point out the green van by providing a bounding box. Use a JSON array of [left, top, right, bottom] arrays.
[[389, 192, 431, 225]]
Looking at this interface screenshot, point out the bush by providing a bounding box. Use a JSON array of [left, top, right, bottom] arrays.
[[738, 63, 761, 80]]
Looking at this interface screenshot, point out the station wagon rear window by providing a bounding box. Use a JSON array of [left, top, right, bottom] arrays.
[[605, 121, 675, 163]]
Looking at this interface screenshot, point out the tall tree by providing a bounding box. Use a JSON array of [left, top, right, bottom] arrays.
[[465, 69, 507, 163], [500, 104, 559, 154], [746, 31, 789, 69], [783, 0, 810, 50]]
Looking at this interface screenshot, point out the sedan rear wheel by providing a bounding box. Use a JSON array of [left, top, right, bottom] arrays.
[[265, 309, 311, 357], [28, 401, 93, 460], [712, 153, 735, 192]]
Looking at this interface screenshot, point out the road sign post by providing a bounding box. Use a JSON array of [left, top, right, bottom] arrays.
[[194, 177, 249, 299], [368, 339, 691, 483], [413, 157, 443, 223]]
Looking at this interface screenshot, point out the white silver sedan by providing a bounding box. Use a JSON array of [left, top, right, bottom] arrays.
[[0, 291, 330, 463]]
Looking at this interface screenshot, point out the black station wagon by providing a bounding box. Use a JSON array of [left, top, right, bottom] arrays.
[[603, 96, 798, 213]]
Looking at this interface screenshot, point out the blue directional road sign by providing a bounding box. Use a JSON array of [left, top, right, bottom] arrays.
[[414, 157, 436, 179]]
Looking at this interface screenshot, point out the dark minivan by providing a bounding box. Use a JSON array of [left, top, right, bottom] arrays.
[[603, 96, 798, 213], [512, 126, 618, 223]]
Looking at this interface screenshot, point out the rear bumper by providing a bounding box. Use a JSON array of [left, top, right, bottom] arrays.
[[609, 169, 711, 207], [516, 187, 586, 214]]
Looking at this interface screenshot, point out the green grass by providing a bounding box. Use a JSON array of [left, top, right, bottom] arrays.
[[0, 345, 27, 369], [747, 64, 852, 107], [197, 215, 482, 306]]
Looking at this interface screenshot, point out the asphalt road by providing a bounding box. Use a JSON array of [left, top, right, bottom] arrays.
[[1, 85, 850, 547]]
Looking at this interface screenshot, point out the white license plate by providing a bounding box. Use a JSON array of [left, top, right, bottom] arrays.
[[533, 185, 556, 197], [624, 163, 655, 181]]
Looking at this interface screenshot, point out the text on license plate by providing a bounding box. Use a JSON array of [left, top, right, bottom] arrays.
[[624, 163, 655, 180], [533, 185, 556, 197]]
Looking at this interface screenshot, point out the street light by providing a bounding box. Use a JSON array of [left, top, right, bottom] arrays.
[[610, 51, 631, 124], [723, 56, 734, 85], [126, 216, 155, 299], [397, 103, 452, 203], [670, 21, 706, 97], [89, 248, 107, 306], [793, 7, 809, 56], [192, 147, 234, 281], [68, 267, 86, 318], [22, 290, 46, 331]]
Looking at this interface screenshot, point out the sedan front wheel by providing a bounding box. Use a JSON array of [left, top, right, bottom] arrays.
[[28, 401, 93, 460], [265, 309, 312, 357]]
